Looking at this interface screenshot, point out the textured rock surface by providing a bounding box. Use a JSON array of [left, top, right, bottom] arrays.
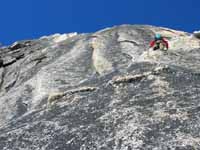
[[0, 25, 200, 150]]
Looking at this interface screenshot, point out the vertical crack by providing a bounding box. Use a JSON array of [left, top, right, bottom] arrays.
[[0, 68, 6, 92]]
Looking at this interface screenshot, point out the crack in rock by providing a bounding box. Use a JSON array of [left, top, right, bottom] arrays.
[[47, 86, 97, 106], [118, 40, 140, 46], [111, 65, 170, 85]]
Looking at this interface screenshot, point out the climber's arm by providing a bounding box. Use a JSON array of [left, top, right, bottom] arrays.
[[163, 39, 169, 49], [150, 41, 155, 48]]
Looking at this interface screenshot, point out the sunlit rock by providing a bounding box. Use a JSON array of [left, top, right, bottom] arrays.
[[0, 25, 200, 150]]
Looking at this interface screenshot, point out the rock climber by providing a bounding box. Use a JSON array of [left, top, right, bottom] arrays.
[[150, 34, 169, 50]]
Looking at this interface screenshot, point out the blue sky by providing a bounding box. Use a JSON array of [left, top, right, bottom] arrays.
[[0, 0, 199, 45]]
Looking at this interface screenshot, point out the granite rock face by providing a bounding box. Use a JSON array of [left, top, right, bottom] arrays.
[[0, 25, 200, 150]]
